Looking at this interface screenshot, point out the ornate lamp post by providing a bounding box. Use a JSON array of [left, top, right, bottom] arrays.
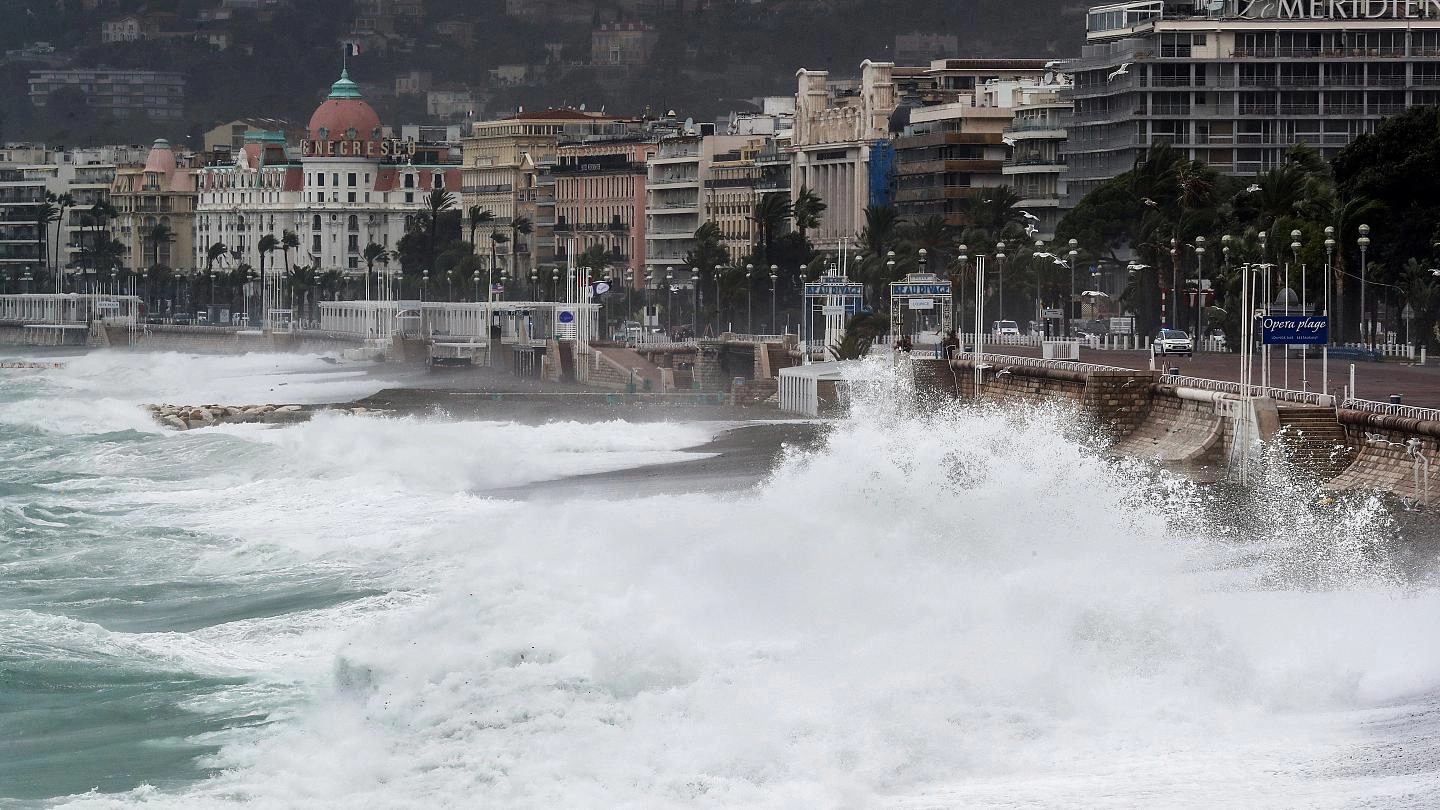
[[994, 241, 1006, 326], [769, 266, 778, 334], [1193, 235, 1206, 343], [1323, 226, 1335, 344], [1357, 223, 1371, 348], [690, 266, 699, 338], [745, 263, 754, 334], [665, 270, 674, 333], [957, 244, 969, 336], [1067, 237, 1079, 336]]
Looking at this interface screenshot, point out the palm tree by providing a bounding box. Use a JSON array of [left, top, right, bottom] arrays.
[[468, 205, 495, 249], [280, 229, 300, 276], [488, 230, 510, 285], [257, 233, 278, 279], [83, 200, 118, 284], [792, 186, 826, 242], [48, 192, 75, 281], [363, 241, 387, 299], [510, 214, 533, 273], [427, 189, 458, 279], [145, 223, 175, 270], [34, 198, 59, 278], [752, 194, 793, 267]]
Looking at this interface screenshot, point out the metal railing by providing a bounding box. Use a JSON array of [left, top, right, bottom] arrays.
[[1340, 398, 1440, 423], [952, 350, 1138, 376], [1159, 373, 1337, 406]]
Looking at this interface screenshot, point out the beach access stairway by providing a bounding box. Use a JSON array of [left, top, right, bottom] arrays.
[[590, 345, 668, 392], [1274, 405, 1355, 478]]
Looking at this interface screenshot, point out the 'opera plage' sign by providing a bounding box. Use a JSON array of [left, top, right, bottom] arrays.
[[300, 138, 418, 159], [1241, 0, 1440, 18]]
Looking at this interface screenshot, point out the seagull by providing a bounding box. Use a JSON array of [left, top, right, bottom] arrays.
[[1431, 268, 1440, 277], [1002, 136, 1016, 147], [1141, 197, 1159, 208], [1053, 258, 1070, 268], [1034, 251, 1056, 259], [1024, 223, 1039, 237], [1126, 263, 1150, 271], [1246, 184, 1262, 193], [1108, 62, 1131, 81], [1020, 211, 1040, 221], [1045, 60, 1064, 69]]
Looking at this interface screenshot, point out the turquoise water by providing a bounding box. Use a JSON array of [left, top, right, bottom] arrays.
[[2, 349, 1439, 808]]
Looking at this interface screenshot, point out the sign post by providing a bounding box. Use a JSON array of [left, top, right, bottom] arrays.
[[802, 276, 863, 360]]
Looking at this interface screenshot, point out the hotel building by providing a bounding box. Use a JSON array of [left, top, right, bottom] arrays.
[[1061, 0, 1440, 206]]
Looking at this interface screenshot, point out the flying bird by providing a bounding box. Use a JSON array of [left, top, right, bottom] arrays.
[[1053, 258, 1070, 267], [1024, 223, 1039, 237], [1246, 184, 1262, 193], [1002, 136, 1016, 147], [1020, 211, 1040, 221], [1034, 251, 1056, 259], [1141, 197, 1159, 207], [1108, 63, 1131, 81], [1431, 268, 1440, 277], [1126, 263, 1150, 271]]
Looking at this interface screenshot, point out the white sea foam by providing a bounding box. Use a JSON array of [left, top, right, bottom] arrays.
[[43, 360, 1440, 809]]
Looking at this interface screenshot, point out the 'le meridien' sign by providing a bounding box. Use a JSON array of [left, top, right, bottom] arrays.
[[1241, 0, 1440, 18]]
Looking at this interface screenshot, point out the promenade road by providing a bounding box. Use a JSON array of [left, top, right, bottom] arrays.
[[975, 345, 1440, 408]]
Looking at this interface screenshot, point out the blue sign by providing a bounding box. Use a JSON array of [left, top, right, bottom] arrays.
[[891, 283, 952, 296], [805, 283, 863, 297], [558, 311, 575, 324], [1262, 314, 1327, 345]]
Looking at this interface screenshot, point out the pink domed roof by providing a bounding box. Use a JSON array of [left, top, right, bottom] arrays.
[[308, 70, 382, 143], [143, 139, 176, 174]]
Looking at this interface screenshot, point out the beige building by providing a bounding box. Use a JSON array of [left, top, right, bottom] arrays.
[[706, 139, 773, 263], [790, 61, 898, 245], [203, 118, 303, 155], [461, 109, 637, 277], [110, 139, 196, 274], [591, 23, 659, 66], [554, 138, 656, 280]]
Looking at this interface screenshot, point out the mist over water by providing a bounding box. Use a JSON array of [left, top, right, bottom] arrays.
[[2, 351, 1438, 808]]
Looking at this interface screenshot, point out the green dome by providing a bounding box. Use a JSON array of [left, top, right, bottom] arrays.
[[327, 69, 363, 100]]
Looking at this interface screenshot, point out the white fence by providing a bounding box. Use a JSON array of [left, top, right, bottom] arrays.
[[319, 300, 600, 346]]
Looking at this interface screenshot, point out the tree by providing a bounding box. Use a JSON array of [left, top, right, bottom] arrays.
[[363, 241, 388, 299], [752, 193, 793, 267], [510, 214, 534, 273], [1333, 106, 1440, 341], [1401, 258, 1439, 352], [34, 197, 59, 276], [47, 192, 75, 281], [792, 186, 826, 242], [205, 241, 229, 273], [280, 229, 300, 276], [257, 232, 278, 281], [467, 205, 495, 249], [684, 221, 730, 335], [829, 311, 889, 360], [146, 223, 176, 271]]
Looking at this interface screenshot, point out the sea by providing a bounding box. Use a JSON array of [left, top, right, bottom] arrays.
[[1, 349, 1438, 809]]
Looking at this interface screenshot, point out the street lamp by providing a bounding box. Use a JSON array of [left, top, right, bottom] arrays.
[[690, 266, 699, 338], [1357, 223, 1371, 348], [1169, 236, 1179, 328], [1067, 237, 1079, 336], [745, 263, 754, 334], [1193, 236, 1206, 344], [1323, 226, 1335, 345], [666, 271, 674, 333], [769, 266, 778, 334], [473, 269, 481, 303], [994, 241, 1006, 325], [957, 244, 969, 336]]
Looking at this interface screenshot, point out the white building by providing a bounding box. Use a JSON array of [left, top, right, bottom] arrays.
[[644, 132, 756, 276], [194, 70, 461, 277]]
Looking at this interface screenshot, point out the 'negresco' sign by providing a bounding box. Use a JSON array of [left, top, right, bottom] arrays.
[[1241, 0, 1440, 18], [300, 138, 418, 159]]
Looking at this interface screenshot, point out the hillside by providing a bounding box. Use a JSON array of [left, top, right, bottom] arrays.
[[2, 0, 1086, 146]]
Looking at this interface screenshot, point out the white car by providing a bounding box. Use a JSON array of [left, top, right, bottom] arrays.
[[992, 320, 1020, 337], [1152, 328, 1193, 356]]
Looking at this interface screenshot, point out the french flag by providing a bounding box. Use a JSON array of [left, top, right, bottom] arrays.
[[345, 42, 363, 57]]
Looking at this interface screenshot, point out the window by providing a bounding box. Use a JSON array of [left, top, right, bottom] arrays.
[[348, 192, 356, 203], [313, 215, 322, 230], [347, 215, 359, 231], [316, 173, 325, 187], [331, 173, 339, 186], [312, 234, 322, 252], [348, 234, 359, 251], [348, 173, 357, 187], [403, 174, 415, 188]]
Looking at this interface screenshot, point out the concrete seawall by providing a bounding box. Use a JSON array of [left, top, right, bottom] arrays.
[[918, 354, 1438, 503]]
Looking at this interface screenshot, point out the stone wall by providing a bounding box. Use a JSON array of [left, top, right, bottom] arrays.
[[1327, 410, 1440, 502]]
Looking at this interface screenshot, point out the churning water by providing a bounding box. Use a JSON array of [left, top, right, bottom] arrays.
[[1, 350, 1438, 809]]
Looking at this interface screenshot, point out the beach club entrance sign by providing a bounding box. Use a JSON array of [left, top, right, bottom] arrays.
[[1261, 314, 1329, 345], [1240, 0, 1440, 18]]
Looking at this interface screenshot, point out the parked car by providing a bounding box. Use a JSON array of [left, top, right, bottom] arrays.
[[1152, 328, 1193, 356], [671, 325, 694, 340], [992, 320, 1020, 337]]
